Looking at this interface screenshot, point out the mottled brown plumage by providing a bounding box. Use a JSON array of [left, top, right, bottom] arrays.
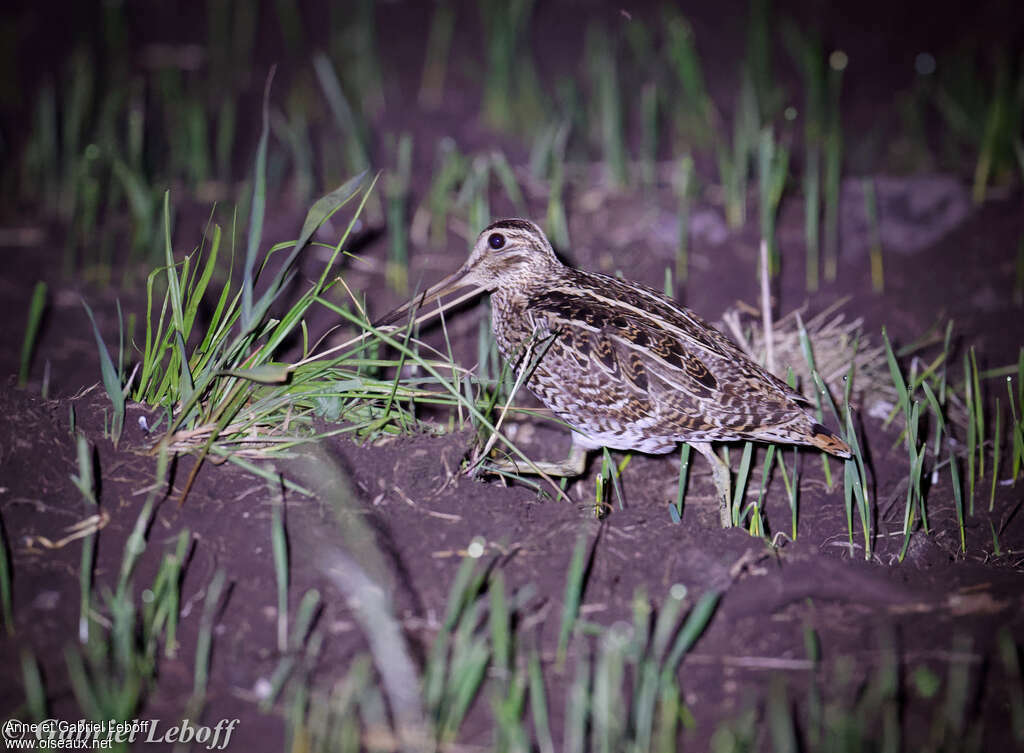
[[381, 218, 850, 526]]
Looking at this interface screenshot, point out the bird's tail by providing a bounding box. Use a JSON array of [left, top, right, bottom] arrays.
[[806, 421, 852, 458]]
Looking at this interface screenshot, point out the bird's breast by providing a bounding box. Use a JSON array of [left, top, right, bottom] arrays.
[[489, 291, 534, 363]]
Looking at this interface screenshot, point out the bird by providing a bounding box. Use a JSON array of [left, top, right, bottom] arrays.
[[377, 218, 851, 527]]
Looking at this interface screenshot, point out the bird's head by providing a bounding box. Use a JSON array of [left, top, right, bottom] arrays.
[[375, 218, 559, 328], [458, 218, 559, 289]]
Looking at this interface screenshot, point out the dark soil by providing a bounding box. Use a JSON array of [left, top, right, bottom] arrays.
[[2, 1, 1023, 751]]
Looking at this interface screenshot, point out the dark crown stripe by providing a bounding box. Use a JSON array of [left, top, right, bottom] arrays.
[[485, 218, 538, 234]]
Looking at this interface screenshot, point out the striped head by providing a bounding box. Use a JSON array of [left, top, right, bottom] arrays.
[[373, 218, 560, 328], [459, 219, 560, 290]]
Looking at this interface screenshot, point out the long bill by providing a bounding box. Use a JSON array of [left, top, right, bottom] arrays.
[[292, 268, 485, 368], [373, 267, 485, 331]]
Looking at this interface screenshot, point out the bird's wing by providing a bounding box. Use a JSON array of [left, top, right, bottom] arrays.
[[526, 286, 724, 407], [591, 275, 811, 406]]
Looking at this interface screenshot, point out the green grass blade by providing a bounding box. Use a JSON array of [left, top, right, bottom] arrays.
[[966, 351, 977, 508], [241, 68, 275, 331], [81, 299, 124, 445], [418, 1, 455, 108], [490, 150, 527, 214], [529, 648, 555, 753], [313, 51, 370, 174], [306, 172, 372, 291], [182, 224, 221, 339], [663, 591, 720, 677], [557, 535, 588, 667], [768, 677, 798, 753], [564, 646, 590, 753], [424, 554, 477, 714], [20, 649, 47, 719], [161, 191, 185, 336], [673, 154, 694, 285], [71, 433, 96, 644], [1008, 377, 1023, 481], [990, 397, 1002, 512], [248, 174, 374, 335], [775, 447, 799, 539], [217, 364, 291, 384], [971, 347, 985, 502], [439, 638, 489, 741], [489, 571, 511, 676], [949, 447, 966, 554], [882, 327, 911, 427], [652, 583, 688, 665], [116, 446, 170, 599], [192, 568, 227, 703], [18, 282, 47, 388], [673, 443, 692, 521], [863, 177, 884, 293], [731, 442, 754, 526], [271, 474, 289, 653]]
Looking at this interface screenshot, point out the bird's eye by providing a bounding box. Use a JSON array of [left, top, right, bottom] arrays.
[[488, 232, 506, 250]]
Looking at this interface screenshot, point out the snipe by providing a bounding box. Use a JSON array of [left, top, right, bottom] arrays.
[[379, 219, 850, 527]]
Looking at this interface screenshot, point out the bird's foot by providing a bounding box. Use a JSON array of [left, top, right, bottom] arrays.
[[475, 443, 589, 479]]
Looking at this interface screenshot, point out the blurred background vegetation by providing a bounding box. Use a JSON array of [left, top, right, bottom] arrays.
[[1, 0, 1020, 288]]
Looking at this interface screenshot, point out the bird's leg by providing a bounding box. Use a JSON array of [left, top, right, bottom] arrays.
[[689, 442, 733, 528], [484, 441, 589, 478]]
